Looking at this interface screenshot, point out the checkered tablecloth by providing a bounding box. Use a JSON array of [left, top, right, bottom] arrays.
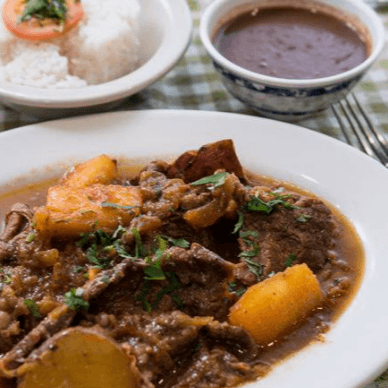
[[0, 0, 387, 146], [0, 0, 388, 386]]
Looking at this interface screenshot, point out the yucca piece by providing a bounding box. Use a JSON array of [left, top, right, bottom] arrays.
[[33, 184, 142, 237], [17, 327, 141, 388], [229, 263, 324, 345], [61, 154, 117, 188]]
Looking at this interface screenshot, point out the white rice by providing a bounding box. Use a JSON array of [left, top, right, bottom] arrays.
[[0, 0, 141, 88]]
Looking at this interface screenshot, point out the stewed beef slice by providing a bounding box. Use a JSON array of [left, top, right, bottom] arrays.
[[237, 192, 338, 283], [99, 310, 263, 388]]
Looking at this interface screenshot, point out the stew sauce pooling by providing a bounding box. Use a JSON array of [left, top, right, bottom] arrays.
[[213, 4, 369, 79], [0, 140, 363, 388]]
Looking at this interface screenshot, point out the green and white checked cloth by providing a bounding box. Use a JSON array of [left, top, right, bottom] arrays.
[[0, 1, 388, 386], [1, 0, 388, 146]]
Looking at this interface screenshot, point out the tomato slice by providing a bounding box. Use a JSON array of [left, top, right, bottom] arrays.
[[2, 0, 84, 41]]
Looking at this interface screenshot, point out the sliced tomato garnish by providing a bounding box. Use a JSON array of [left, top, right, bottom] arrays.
[[2, 0, 84, 40]]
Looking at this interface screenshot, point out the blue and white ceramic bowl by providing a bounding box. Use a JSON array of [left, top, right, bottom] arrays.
[[199, 0, 385, 121]]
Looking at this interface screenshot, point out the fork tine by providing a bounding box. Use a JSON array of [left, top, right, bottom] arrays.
[[332, 96, 388, 167], [347, 94, 388, 167], [332, 99, 379, 159], [351, 93, 388, 158]]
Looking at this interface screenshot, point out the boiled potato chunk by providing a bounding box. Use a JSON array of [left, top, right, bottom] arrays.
[[17, 327, 140, 388], [61, 155, 117, 188], [33, 184, 142, 237], [229, 263, 324, 345]]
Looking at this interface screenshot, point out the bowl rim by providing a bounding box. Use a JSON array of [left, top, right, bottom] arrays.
[[199, 0, 385, 88], [0, 0, 193, 108]]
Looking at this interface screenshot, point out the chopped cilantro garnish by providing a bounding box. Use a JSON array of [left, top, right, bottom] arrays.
[[25, 231, 35, 243], [100, 202, 137, 210], [112, 239, 133, 259], [160, 235, 190, 248], [136, 280, 152, 313], [152, 271, 182, 309], [21, 0, 68, 23], [244, 194, 300, 215], [295, 214, 312, 223], [285, 253, 297, 267], [143, 236, 168, 281], [191, 172, 230, 189], [238, 230, 260, 259], [244, 258, 262, 279], [112, 224, 127, 239], [77, 226, 133, 268], [227, 281, 247, 296], [132, 228, 147, 258], [24, 299, 42, 318], [72, 265, 84, 273], [239, 230, 259, 239], [232, 212, 244, 234], [86, 244, 110, 269], [64, 288, 89, 311]]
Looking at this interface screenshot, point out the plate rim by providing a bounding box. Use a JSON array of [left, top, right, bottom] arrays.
[[1, 109, 388, 388]]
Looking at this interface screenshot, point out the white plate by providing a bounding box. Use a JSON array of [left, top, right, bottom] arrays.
[[1, 110, 388, 388], [0, 0, 192, 118]]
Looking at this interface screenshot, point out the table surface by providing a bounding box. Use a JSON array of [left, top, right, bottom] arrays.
[[0, 1, 388, 386]]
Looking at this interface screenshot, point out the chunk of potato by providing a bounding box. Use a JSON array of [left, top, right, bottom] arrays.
[[229, 263, 324, 345], [33, 184, 142, 237], [17, 327, 140, 388], [61, 155, 117, 188]]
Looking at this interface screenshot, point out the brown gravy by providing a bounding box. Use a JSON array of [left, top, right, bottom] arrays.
[[0, 162, 365, 387], [213, 5, 369, 79]]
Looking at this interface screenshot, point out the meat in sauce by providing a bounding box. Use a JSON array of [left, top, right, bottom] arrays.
[[0, 140, 364, 388]]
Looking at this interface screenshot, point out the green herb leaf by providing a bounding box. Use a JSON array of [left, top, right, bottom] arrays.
[[76, 232, 91, 247], [24, 299, 42, 318], [161, 235, 190, 249], [244, 194, 299, 215], [144, 264, 166, 281], [232, 212, 244, 234], [191, 172, 230, 189], [64, 288, 89, 311], [2, 272, 12, 285], [136, 280, 152, 313], [295, 214, 312, 223], [25, 231, 35, 243], [152, 271, 182, 309], [112, 240, 133, 259], [86, 244, 110, 269], [72, 265, 84, 273], [239, 230, 259, 239], [227, 281, 247, 296], [112, 224, 127, 239], [21, 0, 67, 23], [132, 228, 146, 258], [143, 236, 167, 280], [244, 258, 263, 279], [285, 253, 297, 267], [171, 293, 184, 310], [100, 202, 137, 210], [238, 250, 258, 258]]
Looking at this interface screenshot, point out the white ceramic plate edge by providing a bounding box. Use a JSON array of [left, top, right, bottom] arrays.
[[1, 110, 388, 388]]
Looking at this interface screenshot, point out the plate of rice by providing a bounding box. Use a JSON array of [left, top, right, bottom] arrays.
[[0, 0, 193, 117]]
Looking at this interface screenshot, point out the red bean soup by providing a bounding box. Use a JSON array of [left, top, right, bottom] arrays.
[[212, 3, 371, 79]]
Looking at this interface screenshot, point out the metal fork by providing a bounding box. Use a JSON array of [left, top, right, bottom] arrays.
[[331, 94, 388, 168]]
